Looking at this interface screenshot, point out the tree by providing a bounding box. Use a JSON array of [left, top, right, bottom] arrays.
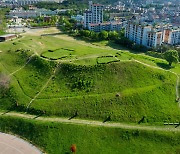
[[83, 30, 91, 37], [0, 8, 9, 34], [90, 31, 99, 41], [108, 31, 118, 40], [99, 30, 108, 40], [164, 50, 179, 66]]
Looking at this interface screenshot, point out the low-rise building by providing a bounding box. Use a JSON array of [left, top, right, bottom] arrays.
[[0, 34, 16, 41], [4, 0, 62, 6], [88, 21, 125, 32], [71, 15, 84, 23], [8, 8, 58, 18]]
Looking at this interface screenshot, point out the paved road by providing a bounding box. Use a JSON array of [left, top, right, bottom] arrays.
[[0, 132, 42, 154]]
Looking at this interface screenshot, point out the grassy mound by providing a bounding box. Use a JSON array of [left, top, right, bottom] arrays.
[[0, 116, 180, 154], [4, 58, 177, 123], [0, 34, 179, 123]]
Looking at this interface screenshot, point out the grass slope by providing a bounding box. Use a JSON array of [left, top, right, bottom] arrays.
[[0, 116, 180, 154], [0, 30, 179, 124], [29, 61, 179, 123], [0, 29, 180, 154], [1, 55, 178, 123]]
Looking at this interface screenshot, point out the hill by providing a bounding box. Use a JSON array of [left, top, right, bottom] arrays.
[[0, 28, 180, 154], [0, 30, 179, 124], [1, 55, 179, 123]]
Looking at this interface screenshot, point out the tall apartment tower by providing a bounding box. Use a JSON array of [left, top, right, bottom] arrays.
[[84, 1, 103, 28], [125, 22, 163, 48], [84, 10, 92, 28], [125, 22, 152, 46]]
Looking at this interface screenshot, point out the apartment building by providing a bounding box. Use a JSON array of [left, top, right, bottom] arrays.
[[84, 1, 103, 28], [88, 21, 125, 32], [163, 28, 180, 45], [84, 10, 93, 28], [8, 8, 58, 18], [125, 22, 163, 48], [84, 1, 124, 32], [4, 0, 62, 6], [146, 30, 163, 48]]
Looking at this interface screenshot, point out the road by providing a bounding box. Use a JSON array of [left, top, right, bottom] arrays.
[[0, 132, 42, 154]]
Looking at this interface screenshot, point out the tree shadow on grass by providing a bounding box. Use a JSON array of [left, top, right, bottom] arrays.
[[33, 113, 44, 119], [106, 41, 129, 51], [106, 41, 146, 55], [156, 62, 172, 70], [41, 32, 62, 36], [72, 36, 96, 44]]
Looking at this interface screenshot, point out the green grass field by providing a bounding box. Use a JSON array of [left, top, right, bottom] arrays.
[[0, 116, 180, 154], [0, 30, 179, 123], [0, 28, 180, 153], [97, 56, 119, 64]]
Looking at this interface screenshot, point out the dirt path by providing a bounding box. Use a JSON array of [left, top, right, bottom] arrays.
[[9, 54, 35, 77], [0, 112, 179, 132], [26, 63, 59, 110], [133, 59, 180, 105]]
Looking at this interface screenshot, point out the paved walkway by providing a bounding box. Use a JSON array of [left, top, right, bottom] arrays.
[[0, 132, 42, 154]]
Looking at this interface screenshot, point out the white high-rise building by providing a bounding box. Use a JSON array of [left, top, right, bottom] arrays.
[[89, 1, 103, 24], [125, 22, 163, 48], [84, 1, 103, 28], [84, 10, 92, 28]]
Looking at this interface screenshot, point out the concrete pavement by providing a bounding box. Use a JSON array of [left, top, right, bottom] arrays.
[[0, 132, 42, 154]]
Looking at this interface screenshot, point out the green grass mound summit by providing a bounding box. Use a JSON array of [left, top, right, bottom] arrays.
[[41, 48, 75, 60]]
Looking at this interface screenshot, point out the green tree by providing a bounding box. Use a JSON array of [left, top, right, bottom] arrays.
[[90, 31, 99, 41], [164, 50, 179, 66], [108, 31, 118, 40], [99, 30, 108, 40], [83, 30, 91, 37], [0, 8, 9, 34]]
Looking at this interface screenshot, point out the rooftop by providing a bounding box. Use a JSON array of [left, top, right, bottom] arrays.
[[92, 3, 103, 7], [0, 34, 16, 37]]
